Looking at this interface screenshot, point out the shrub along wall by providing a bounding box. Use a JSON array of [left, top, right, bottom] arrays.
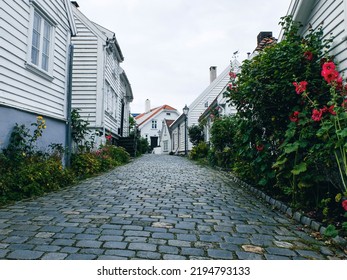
[[191, 16, 347, 237], [0, 115, 130, 206]]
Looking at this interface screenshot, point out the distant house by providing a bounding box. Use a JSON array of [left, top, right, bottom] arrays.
[[198, 61, 240, 143], [135, 100, 179, 150], [284, 0, 347, 73], [170, 64, 236, 154], [159, 119, 175, 154], [198, 34, 274, 143], [71, 3, 133, 147], [0, 0, 77, 150]]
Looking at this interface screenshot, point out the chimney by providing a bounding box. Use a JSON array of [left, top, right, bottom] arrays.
[[71, 1, 79, 8], [210, 66, 217, 84], [257, 31, 272, 45], [145, 99, 151, 113]]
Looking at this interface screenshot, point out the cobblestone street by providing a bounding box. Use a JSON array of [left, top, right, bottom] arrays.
[[0, 154, 345, 260]]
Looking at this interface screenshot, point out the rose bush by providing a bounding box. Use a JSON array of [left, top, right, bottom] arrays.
[[191, 16, 346, 234]]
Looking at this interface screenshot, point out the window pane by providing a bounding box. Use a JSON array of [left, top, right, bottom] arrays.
[[31, 47, 39, 65], [30, 11, 53, 72], [41, 21, 51, 71], [43, 21, 51, 38], [42, 54, 49, 71], [33, 12, 41, 32], [32, 31, 40, 48]]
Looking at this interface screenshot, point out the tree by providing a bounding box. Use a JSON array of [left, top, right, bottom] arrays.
[[188, 124, 204, 146]]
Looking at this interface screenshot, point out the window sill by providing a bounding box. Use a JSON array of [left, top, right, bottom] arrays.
[[25, 62, 54, 82]]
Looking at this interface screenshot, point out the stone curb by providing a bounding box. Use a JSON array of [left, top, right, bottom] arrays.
[[215, 167, 347, 250]]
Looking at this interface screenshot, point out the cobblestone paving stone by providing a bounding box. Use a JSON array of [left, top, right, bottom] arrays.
[[0, 154, 346, 260]]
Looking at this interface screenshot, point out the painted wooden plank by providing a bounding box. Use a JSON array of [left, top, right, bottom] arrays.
[[0, 0, 73, 120]]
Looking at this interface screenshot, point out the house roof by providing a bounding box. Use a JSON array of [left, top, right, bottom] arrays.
[[72, 5, 124, 62], [135, 105, 178, 128], [93, 22, 124, 62], [165, 119, 175, 127], [188, 59, 241, 113], [120, 68, 133, 102], [64, 0, 77, 36], [279, 0, 315, 40]]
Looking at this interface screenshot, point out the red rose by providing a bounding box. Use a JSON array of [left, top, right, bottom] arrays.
[[293, 81, 308, 94], [304, 51, 313, 61], [342, 200, 347, 211], [328, 105, 336, 115], [322, 61, 336, 72], [290, 111, 300, 122], [312, 109, 323, 122], [342, 99, 347, 109], [256, 144, 264, 151], [322, 69, 340, 84], [229, 72, 237, 79]]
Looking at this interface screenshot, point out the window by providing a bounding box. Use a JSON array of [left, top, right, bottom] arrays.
[[27, 1, 56, 78], [105, 82, 117, 118], [163, 140, 168, 152], [152, 120, 157, 129], [204, 101, 209, 108], [166, 113, 171, 116]]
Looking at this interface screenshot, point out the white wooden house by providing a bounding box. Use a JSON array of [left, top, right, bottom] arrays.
[[284, 0, 347, 73], [135, 100, 179, 150], [71, 3, 133, 147], [170, 65, 234, 154], [198, 61, 240, 143], [159, 119, 175, 154], [0, 0, 77, 150]]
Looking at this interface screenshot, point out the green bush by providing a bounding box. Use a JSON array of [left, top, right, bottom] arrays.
[[202, 15, 347, 233], [189, 141, 209, 160], [71, 152, 101, 178], [0, 154, 75, 203], [0, 116, 131, 205], [188, 125, 204, 146]]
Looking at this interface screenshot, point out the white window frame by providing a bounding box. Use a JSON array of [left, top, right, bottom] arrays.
[[152, 120, 157, 129], [105, 82, 118, 119], [112, 87, 118, 119], [163, 140, 168, 152], [26, 0, 56, 80]]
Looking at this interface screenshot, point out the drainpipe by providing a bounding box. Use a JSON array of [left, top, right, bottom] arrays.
[[65, 44, 74, 167]]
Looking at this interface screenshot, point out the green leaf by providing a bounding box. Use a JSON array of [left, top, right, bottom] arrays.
[[336, 128, 347, 138], [324, 224, 338, 238], [273, 157, 288, 168], [284, 143, 299, 154], [291, 162, 307, 175], [258, 178, 268, 186]]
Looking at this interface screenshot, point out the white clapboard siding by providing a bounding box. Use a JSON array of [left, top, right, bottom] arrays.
[[71, 14, 99, 127], [0, 0, 73, 119], [292, 0, 347, 74], [71, 5, 131, 140], [187, 64, 231, 127]]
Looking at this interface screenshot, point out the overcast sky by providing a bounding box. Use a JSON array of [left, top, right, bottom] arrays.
[[78, 0, 292, 114]]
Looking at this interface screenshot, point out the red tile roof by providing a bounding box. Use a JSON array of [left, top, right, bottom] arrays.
[[254, 37, 277, 52], [165, 119, 175, 127], [135, 104, 177, 127]]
